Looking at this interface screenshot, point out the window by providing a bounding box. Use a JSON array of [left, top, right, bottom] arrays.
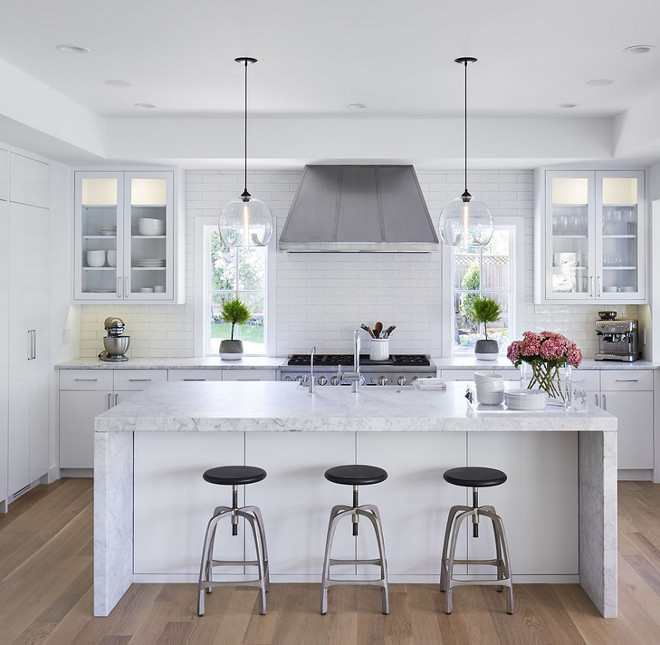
[[203, 227, 267, 356], [448, 221, 522, 356]]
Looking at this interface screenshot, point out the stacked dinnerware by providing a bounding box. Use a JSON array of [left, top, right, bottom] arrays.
[[504, 389, 548, 410], [473, 372, 505, 405]]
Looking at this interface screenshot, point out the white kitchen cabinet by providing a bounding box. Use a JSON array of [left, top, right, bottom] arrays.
[[535, 170, 646, 304], [222, 369, 278, 381], [0, 148, 8, 200], [167, 369, 223, 382], [599, 370, 654, 471], [167, 368, 277, 381], [9, 153, 49, 208], [59, 369, 167, 469], [8, 201, 50, 496], [74, 171, 178, 303], [0, 200, 8, 509]]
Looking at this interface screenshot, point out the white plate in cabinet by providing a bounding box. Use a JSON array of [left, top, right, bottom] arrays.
[[222, 369, 277, 381], [114, 370, 168, 391], [167, 369, 223, 382]]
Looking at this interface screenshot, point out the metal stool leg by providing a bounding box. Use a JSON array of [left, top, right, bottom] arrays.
[[360, 504, 389, 615], [440, 505, 471, 593], [238, 510, 268, 615], [244, 504, 270, 592], [198, 509, 230, 616], [444, 508, 473, 615], [320, 505, 351, 615]]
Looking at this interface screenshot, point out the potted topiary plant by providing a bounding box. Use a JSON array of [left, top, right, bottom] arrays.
[[219, 298, 251, 360], [470, 296, 502, 361]]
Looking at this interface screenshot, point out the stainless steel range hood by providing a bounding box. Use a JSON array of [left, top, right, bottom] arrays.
[[279, 165, 439, 252]]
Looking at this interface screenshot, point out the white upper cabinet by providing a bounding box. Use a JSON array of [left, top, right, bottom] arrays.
[[74, 171, 178, 303], [535, 170, 646, 303], [9, 153, 49, 208]]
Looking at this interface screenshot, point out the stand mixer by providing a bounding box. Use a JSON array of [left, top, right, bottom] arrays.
[[98, 317, 130, 362]]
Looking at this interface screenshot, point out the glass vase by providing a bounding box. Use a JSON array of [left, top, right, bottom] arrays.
[[519, 362, 572, 409]]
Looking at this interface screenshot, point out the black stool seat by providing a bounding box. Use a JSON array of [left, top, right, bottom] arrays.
[[443, 466, 507, 488], [325, 464, 388, 486], [203, 465, 267, 486]]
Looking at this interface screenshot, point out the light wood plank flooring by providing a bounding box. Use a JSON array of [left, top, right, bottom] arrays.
[[0, 479, 659, 644]]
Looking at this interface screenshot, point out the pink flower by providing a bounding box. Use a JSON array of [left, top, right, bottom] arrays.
[[506, 331, 582, 369]]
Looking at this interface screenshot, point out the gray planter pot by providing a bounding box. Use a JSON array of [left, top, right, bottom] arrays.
[[219, 339, 244, 360], [475, 339, 499, 361]]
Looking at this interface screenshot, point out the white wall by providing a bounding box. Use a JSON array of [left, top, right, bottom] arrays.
[[78, 167, 638, 360]]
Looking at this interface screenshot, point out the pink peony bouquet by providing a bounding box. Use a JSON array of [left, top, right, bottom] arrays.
[[507, 331, 582, 401]]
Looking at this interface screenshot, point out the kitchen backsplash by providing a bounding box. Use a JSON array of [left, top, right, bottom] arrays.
[[79, 168, 637, 359]]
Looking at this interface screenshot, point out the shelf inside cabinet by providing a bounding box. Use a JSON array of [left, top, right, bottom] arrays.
[[602, 235, 636, 239], [552, 234, 588, 239], [132, 267, 166, 271], [602, 266, 636, 271], [83, 267, 115, 271], [131, 235, 166, 239]]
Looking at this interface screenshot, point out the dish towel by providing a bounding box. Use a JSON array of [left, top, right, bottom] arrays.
[[415, 377, 447, 390]]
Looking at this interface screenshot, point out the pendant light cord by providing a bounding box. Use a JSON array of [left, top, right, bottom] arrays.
[[463, 59, 469, 199], [242, 59, 250, 200]]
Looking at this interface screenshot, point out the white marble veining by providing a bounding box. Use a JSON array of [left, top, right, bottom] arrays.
[[95, 381, 617, 435]]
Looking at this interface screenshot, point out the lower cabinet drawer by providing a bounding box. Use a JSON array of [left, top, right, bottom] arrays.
[[60, 369, 113, 390], [223, 369, 277, 381], [168, 369, 223, 382], [113, 369, 168, 390], [600, 369, 653, 391]]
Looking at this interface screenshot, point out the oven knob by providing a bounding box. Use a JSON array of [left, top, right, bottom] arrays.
[[378, 375, 388, 386], [295, 375, 305, 385], [410, 376, 419, 384], [397, 376, 407, 386], [318, 375, 328, 386], [330, 375, 341, 386], [282, 375, 292, 382]]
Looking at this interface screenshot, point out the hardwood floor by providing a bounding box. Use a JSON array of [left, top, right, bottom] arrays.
[[1, 479, 659, 644]]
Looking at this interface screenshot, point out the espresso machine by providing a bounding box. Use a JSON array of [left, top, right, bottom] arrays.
[[594, 314, 640, 362], [98, 316, 130, 362]]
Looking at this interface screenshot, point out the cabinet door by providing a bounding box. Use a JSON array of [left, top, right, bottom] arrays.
[[9, 153, 49, 208], [74, 172, 124, 300], [0, 201, 7, 505], [124, 172, 174, 300], [167, 369, 223, 382], [545, 172, 596, 301], [222, 369, 278, 381], [60, 390, 111, 468], [601, 390, 653, 469], [596, 171, 645, 301]]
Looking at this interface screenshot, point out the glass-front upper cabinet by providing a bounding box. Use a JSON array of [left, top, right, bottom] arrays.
[[541, 170, 645, 303], [74, 171, 176, 302]]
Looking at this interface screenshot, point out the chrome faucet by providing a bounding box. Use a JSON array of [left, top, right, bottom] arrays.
[[337, 330, 365, 393], [308, 346, 317, 394]]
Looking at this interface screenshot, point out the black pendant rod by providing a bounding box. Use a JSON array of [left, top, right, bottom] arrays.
[[455, 57, 476, 202], [235, 57, 257, 202]]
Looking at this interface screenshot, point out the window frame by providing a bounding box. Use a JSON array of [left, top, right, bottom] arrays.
[[195, 217, 276, 357], [442, 216, 525, 357]]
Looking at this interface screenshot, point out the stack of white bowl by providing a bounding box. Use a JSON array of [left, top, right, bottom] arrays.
[[473, 372, 505, 405]]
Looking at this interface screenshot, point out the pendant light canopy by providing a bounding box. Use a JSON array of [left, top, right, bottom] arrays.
[[439, 57, 493, 249], [218, 57, 274, 248]]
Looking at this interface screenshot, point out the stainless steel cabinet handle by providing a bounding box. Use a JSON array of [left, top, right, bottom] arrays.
[[128, 378, 151, 382], [589, 276, 594, 296], [117, 277, 122, 298], [615, 378, 638, 382], [596, 276, 601, 297], [595, 393, 599, 407], [107, 393, 112, 409], [183, 378, 206, 381], [602, 393, 607, 410], [124, 277, 129, 298], [114, 393, 119, 406], [75, 377, 99, 382], [27, 329, 36, 360]]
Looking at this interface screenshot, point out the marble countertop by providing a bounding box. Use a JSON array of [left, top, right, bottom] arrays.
[[431, 356, 657, 370], [56, 356, 286, 370], [95, 381, 616, 434]]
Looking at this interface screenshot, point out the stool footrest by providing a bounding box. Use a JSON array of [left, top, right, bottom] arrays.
[[210, 558, 266, 567], [447, 558, 502, 567], [329, 557, 383, 566], [324, 578, 387, 587]]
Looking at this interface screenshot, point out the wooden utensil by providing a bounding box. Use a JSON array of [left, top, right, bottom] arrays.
[[361, 324, 375, 338], [374, 322, 383, 339], [383, 325, 396, 338]]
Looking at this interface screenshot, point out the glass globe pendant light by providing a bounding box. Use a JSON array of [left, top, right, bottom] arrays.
[[218, 57, 274, 248], [439, 57, 493, 249]]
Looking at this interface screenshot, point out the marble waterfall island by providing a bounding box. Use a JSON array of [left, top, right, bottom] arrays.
[[94, 381, 617, 618]]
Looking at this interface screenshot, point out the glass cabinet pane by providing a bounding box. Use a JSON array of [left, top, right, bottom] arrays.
[[600, 176, 638, 295], [80, 177, 119, 296], [129, 177, 167, 296], [549, 177, 589, 295]]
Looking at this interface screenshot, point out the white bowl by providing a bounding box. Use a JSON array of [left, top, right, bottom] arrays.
[[139, 287, 154, 293], [476, 390, 504, 405], [476, 380, 504, 393], [138, 218, 165, 236], [107, 250, 117, 267], [87, 250, 106, 267]]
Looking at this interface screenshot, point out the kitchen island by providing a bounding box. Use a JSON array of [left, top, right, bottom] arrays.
[[94, 381, 617, 618]]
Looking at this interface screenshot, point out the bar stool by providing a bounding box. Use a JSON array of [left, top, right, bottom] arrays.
[[320, 464, 389, 615], [197, 465, 270, 616], [440, 466, 513, 615]]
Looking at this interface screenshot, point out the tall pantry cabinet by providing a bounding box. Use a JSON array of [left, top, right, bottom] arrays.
[[0, 150, 8, 510], [0, 149, 51, 510]]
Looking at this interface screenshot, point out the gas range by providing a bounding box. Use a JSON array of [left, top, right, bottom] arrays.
[[280, 353, 436, 386]]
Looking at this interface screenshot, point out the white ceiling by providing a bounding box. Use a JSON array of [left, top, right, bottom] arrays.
[[0, 0, 658, 120]]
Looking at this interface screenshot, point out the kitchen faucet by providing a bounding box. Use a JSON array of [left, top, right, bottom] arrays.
[[337, 329, 365, 393]]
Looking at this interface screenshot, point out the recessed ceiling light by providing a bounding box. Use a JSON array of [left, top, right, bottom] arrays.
[[134, 103, 157, 109], [586, 79, 614, 86], [348, 103, 368, 109], [56, 44, 90, 54], [105, 79, 133, 87], [559, 103, 578, 109], [623, 44, 655, 55]]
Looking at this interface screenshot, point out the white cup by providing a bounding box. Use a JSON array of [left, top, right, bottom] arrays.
[[139, 287, 154, 293], [370, 338, 389, 361], [87, 249, 106, 267], [154, 285, 165, 293], [107, 250, 117, 267]]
